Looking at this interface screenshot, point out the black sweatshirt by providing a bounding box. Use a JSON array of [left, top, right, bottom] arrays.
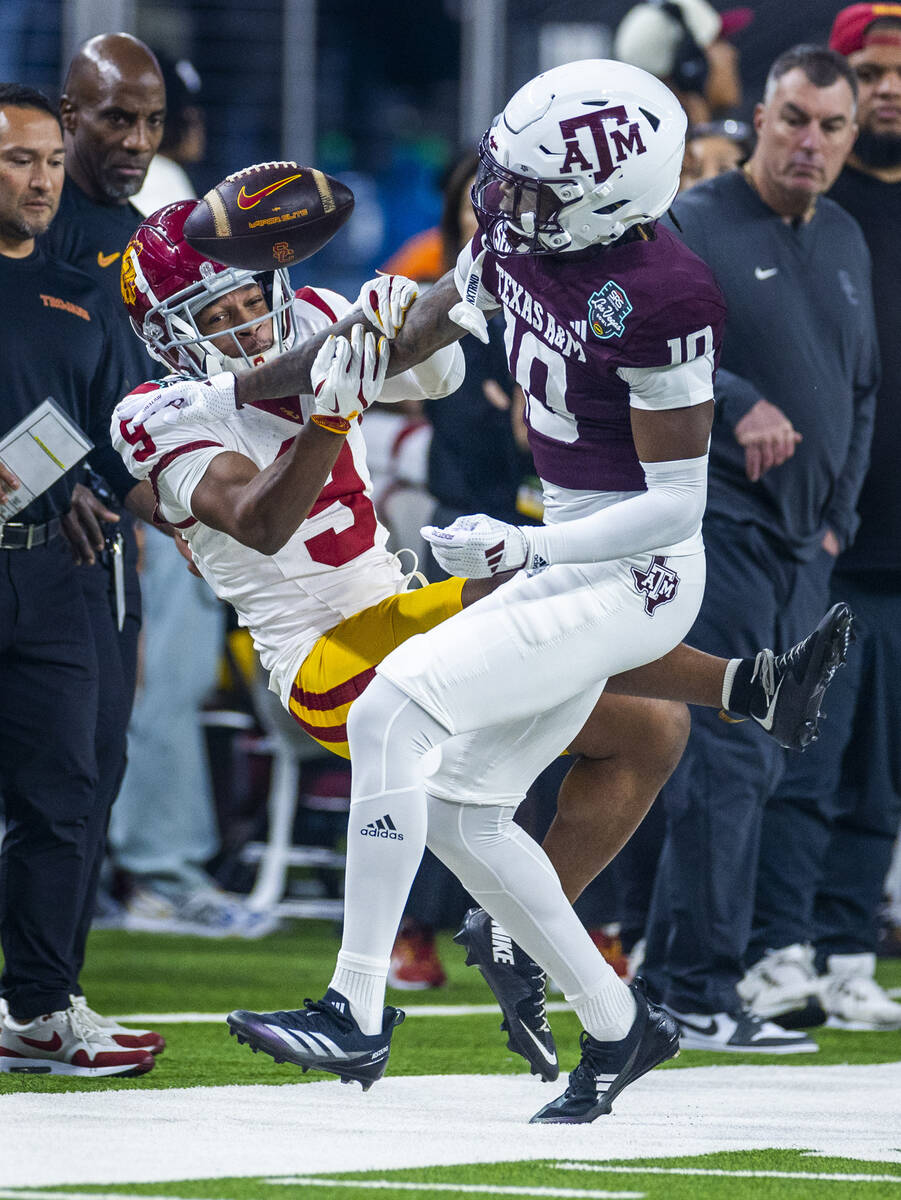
[[828, 164, 901, 576], [670, 169, 879, 561]]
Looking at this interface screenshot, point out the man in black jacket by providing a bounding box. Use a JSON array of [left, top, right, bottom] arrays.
[[0, 85, 160, 1076], [640, 44, 879, 1052], [739, 4, 901, 1033]]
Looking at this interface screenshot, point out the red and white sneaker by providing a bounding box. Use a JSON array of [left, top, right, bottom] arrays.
[[387, 923, 447, 990], [69, 994, 166, 1055], [0, 1004, 155, 1076]]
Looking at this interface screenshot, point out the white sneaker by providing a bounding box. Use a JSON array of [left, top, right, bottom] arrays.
[[0, 1004, 155, 1076], [122, 883, 280, 939], [68, 994, 166, 1055], [821, 953, 901, 1030], [738, 943, 826, 1025], [664, 1005, 819, 1053]]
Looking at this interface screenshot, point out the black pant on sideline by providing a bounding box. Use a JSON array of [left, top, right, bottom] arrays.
[[0, 538, 99, 1020]]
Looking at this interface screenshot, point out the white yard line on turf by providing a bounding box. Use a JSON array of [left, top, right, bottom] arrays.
[[2, 1065, 901, 1188], [557, 1163, 901, 1183], [268, 1182, 641, 1198], [111, 1004, 574, 1023]]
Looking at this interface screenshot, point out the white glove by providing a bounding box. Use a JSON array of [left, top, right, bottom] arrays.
[[311, 324, 389, 422], [357, 274, 418, 339], [421, 513, 531, 578], [114, 372, 238, 428], [448, 248, 492, 344]]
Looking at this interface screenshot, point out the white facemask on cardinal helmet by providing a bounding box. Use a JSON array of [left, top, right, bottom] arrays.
[[472, 59, 687, 255]]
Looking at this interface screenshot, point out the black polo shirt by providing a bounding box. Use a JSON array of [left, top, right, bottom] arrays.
[[0, 245, 132, 523], [41, 176, 157, 393]]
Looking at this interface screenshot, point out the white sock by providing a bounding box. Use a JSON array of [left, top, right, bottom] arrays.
[[721, 657, 742, 711], [329, 958, 386, 1035], [571, 979, 637, 1042]]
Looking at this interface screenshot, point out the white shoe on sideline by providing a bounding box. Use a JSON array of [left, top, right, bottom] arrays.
[[0, 1003, 155, 1076], [821, 952, 901, 1030], [738, 943, 825, 1025], [122, 882, 279, 939], [664, 1005, 819, 1053]]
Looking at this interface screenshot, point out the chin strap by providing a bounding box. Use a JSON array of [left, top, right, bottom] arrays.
[[448, 247, 491, 344]]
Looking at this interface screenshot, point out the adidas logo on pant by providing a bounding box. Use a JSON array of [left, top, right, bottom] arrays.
[[361, 814, 404, 841]]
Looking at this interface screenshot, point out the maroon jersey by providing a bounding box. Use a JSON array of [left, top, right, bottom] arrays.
[[461, 224, 725, 492]]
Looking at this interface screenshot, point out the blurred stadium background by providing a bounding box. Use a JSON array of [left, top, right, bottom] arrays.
[[0, 0, 851, 298]]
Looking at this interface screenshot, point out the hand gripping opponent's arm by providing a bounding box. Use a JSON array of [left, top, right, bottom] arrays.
[[234, 272, 464, 406], [115, 323, 389, 431]]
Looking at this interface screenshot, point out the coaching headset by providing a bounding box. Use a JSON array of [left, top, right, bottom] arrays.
[[656, 1, 710, 94]]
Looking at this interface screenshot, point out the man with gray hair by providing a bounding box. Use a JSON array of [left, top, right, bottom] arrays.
[[639, 44, 879, 1052], [740, 3, 901, 1033]]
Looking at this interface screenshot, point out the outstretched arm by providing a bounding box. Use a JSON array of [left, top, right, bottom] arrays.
[[234, 273, 463, 405]]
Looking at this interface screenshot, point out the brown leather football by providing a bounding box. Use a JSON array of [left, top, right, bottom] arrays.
[[183, 161, 355, 271]]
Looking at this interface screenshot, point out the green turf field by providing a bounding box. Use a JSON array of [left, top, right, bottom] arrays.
[[2, 1151, 901, 1199], [1, 924, 900, 1199], [2, 924, 900, 1094]]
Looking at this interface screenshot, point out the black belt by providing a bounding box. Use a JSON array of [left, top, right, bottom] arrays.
[[0, 518, 62, 550]]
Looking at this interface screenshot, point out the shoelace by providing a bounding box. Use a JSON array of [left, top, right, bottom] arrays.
[[66, 1001, 108, 1047], [69, 994, 106, 1028], [571, 1030, 617, 1095], [832, 975, 893, 1004], [299, 998, 356, 1031], [751, 648, 776, 704], [524, 967, 551, 1033]]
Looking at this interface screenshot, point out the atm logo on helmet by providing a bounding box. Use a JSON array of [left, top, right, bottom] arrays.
[[558, 107, 647, 184]]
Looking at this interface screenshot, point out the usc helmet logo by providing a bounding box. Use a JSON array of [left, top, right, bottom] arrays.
[[120, 244, 140, 306]]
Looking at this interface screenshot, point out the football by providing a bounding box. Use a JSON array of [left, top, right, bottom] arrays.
[[183, 161, 355, 271]]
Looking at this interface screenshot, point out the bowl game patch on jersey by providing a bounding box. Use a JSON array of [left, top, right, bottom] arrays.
[[588, 281, 633, 339]]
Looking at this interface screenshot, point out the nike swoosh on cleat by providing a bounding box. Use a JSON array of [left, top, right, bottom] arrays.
[[752, 675, 785, 731], [515, 1020, 557, 1067]]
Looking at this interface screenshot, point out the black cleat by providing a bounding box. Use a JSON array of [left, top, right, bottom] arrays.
[[749, 602, 854, 750], [226, 988, 404, 1091], [453, 907, 558, 1082], [530, 982, 679, 1124]]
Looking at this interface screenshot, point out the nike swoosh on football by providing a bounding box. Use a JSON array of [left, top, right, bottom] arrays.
[[20, 1031, 63, 1051], [236, 174, 303, 210], [753, 675, 785, 731], [516, 1019, 558, 1066], [97, 251, 121, 268], [754, 267, 778, 280]]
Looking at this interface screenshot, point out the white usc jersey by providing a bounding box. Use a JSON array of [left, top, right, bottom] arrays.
[[113, 286, 454, 706]]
